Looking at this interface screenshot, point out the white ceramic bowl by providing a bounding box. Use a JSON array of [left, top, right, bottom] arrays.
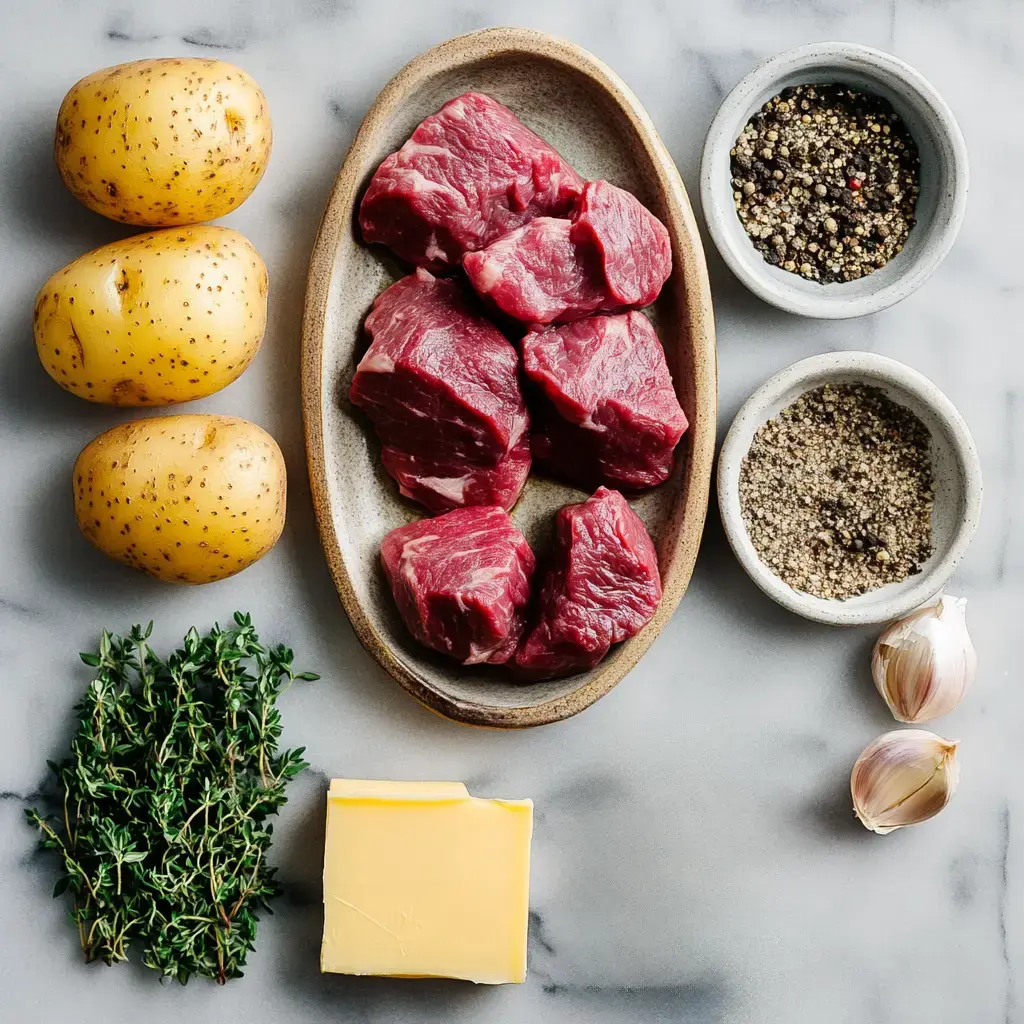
[[700, 42, 968, 319], [718, 353, 982, 625]]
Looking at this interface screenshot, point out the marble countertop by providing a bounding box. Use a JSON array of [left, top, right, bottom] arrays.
[[1, 1, 1020, 1021]]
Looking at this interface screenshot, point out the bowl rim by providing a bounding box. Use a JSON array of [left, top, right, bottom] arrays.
[[699, 41, 969, 319], [717, 351, 983, 625]]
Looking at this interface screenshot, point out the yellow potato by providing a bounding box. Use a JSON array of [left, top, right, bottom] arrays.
[[74, 415, 286, 584], [34, 225, 267, 405], [55, 57, 271, 226]]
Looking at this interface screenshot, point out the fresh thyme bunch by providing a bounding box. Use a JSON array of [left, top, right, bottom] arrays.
[[26, 613, 318, 984]]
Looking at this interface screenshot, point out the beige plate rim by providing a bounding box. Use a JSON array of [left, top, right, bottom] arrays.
[[301, 26, 718, 728]]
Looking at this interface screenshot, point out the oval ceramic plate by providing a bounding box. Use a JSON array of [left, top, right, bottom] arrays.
[[302, 27, 717, 727]]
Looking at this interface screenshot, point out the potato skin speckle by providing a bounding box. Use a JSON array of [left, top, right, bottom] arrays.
[[34, 225, 267, 405], [55, 57, 272, 226], [74, 414, 286, 584]]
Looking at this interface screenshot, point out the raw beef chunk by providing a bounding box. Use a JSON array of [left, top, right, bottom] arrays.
[[381, 506, 535, 665], [464, 180, 672, 322], [350, 269, 528, 473], [359, 92, 583, 271], [569, 180, 672, 307], [514, 488, 662, 679], [380, 436, 531, 515], [522, 312, 688, 490], [463, 218, 607, 324]]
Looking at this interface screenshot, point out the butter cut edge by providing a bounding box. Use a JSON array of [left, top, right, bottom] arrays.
[[327, 779, 470, 801]]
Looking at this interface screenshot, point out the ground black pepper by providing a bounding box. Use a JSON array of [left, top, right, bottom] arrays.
[[730, 85, 920, 283], [738, 383, 934, 600]]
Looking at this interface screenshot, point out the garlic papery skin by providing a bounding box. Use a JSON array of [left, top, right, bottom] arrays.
[[872, 595, 977, 723], [851, 730, 960, 834]]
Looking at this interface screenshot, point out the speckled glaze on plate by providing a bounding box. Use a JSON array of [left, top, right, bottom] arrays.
[[301, 27, 717, 727]]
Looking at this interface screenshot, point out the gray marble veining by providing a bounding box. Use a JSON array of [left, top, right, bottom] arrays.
[[1, 1, 1021, 1021]]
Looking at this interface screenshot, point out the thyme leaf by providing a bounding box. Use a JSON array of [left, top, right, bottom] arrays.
[[26, 612, 318, 984]]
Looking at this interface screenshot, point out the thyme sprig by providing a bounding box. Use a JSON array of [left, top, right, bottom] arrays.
[[26, 613, 318, 984]]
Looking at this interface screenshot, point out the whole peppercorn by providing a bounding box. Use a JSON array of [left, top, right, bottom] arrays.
[[729, 83, 920, 283]]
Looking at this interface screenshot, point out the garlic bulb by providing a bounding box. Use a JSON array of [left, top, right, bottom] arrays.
[[872, 595, 977, 723], [851, 729, 960, 834]]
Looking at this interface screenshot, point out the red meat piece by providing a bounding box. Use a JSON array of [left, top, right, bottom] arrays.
[[463, 180, 672, 322], [381, 506, 535, 665], [522, 312, 688, 490], [570, 180, 672, 307], [514, 488, 662, 679], [350, 269, 528, 469], [359, 92, 583, 271], [380, 436, 531, 514], [463, 218, 607, 324]]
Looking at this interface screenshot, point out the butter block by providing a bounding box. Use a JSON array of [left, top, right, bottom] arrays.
[[321, 778, 533, 984]]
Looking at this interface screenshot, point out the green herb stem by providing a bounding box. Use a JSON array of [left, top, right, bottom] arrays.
[[27, 613, 318, 984]]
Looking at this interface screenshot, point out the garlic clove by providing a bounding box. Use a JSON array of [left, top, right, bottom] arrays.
[[872, 595, 977, 723], [851, 729, 960, 834]]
